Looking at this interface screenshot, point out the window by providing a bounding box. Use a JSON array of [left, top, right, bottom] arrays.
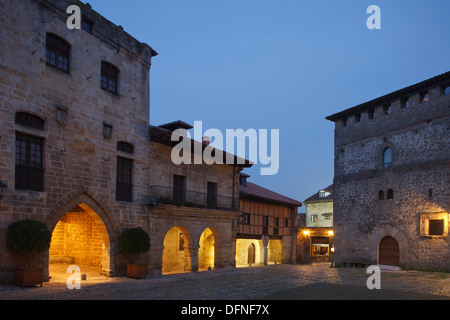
[[387, 189, 394, 200], [354, 113, 361, 123], [239, 175, 247, 186], [178, 233, 185, 252], [378, 190, 385, 200], [46, 34, 70, 73], [401, 98, 411, 108], [368, 109, 375, 120], [274, 218, 279, 235], [383, 147, 392, 167], [173, 175, 186, 203], [341, 118, 348, 127], [117, 142, 134, 154], [116, 157, 133, 202], [207, 182, 218, 208], [263, 216, 269, 235], [81, 17, 94, 34], [444, 86, 450, 95], [15, 112, 45, 131], [420, 91, 430, 103], [15, 133, 44, 192], [383, 104, 392, 115], [311, 215, 319, 223], [101, 62, 119, 94], [428, 220, 444, 236]]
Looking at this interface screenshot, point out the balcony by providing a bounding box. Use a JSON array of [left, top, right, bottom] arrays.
[[148, 186, 239, 212]]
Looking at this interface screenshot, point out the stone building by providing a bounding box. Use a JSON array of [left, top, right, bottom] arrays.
[[236, 173, 302, 267], [298, 185, 334, 263], [326, 71, 450, 271], [0, 0, 250, 283]]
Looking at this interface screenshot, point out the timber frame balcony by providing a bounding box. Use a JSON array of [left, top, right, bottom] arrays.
[[148, 185, 239, 212]]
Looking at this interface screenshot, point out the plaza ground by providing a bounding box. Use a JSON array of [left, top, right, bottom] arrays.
[[0, 263, 448, 300]]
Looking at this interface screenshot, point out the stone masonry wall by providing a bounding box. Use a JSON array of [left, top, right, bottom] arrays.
[[331, 83, 450, 271], [0, 0, 156, 278]]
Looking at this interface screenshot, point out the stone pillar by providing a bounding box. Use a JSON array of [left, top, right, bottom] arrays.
[[214, 243, 231, 269], [262, 236, 269, 265], [184, 246, 199, 272], [149, 246, 164, 275]]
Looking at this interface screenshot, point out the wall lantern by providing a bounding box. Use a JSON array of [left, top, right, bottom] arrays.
[[328, 230, 334, 236], [0, 180, 7, 200], [303, 230, 310, 236]]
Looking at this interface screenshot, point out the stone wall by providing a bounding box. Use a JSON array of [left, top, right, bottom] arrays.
[[330, 78, 450, 271], [0, 0, 156, 280]]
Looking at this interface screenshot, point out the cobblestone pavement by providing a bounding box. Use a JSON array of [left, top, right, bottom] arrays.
[[0, 263, 448, 300]]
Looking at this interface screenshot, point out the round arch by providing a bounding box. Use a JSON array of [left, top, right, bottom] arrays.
[[162, 225, 194, 275], [368, 225, 409, 267], [198, 227, 222, 271]]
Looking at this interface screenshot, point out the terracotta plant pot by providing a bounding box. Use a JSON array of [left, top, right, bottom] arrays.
[[14, 268, 43, 287], [126, 264, 147, 279]]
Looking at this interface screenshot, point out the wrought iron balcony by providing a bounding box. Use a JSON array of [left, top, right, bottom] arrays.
[[148, 185, 239, 212]]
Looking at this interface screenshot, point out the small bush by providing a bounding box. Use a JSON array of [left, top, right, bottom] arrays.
[[119, 227, 150, 257]]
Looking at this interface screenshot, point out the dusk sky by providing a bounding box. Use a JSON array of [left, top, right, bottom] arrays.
[[86, 0, 450, 212]]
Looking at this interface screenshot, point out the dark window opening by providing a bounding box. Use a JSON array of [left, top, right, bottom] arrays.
[[117, 142, 134, 154], [428, 219, 444, 236], [15, 133, 44, 192], [387, 189, 394, 200], [401, 98, 410, 108], [341, 118, 348, 127], [116, 156, 133, 202], [46, 34, 70, 73], [15, 112, 45, 131], [444, 86, 450, 95], [178, 233, 185, 251], [383, 104, 392, 115], [239, 175, 247, 186], [173, 175, 186, 203], [354, 113, 361, 123], [81, 17, 94, 34], [368, 109, 375, 120], [428, 189, 433, 198], [101, 62, 119, 94], [262, 216, 269, 235], [378, 190, 385, 200], [207, 182, 218, 209], [420, 91, 430, 103]]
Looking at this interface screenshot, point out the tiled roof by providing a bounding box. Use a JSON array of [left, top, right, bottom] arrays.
[[240, 182, 303, 207], [304, 184, 333, 202]]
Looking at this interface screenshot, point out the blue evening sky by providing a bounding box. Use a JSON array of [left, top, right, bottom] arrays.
[[85, 0, 450, 212]]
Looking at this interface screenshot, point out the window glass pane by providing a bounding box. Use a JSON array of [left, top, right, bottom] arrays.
[[383, 148, 392, 167]]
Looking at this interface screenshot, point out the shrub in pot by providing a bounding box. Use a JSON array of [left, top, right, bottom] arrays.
[[119, 227, 150, 279], [6, 219, 52, 287]]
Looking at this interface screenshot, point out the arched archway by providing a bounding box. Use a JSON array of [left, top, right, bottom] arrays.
[[378, 236, 400, 266], [198, 227, 223, 271], [45, 192, 118, 279], [162, 226, 193, 275]]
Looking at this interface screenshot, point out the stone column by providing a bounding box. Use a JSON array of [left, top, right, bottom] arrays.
[[262, 236, 269, 265], [149, 246, 164, 275], [184, 246, 199, 272]]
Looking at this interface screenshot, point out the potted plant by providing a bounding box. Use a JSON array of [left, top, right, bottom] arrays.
[[119, 227, 150, 279], [6, 219, 51, 287]]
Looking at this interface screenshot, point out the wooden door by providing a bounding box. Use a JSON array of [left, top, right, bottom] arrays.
[[248, 244, 255, 264], [378, 236, 399, 266]]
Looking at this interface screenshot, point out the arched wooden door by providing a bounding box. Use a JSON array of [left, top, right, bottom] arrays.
[[378, 236, 399, 266], [248, 244, 255, 264]]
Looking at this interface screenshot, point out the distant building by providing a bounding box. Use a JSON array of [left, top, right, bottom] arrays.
[[297, 185, 334, 263], [236, 174, 302, 266], [326, 71, 450, 271]]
